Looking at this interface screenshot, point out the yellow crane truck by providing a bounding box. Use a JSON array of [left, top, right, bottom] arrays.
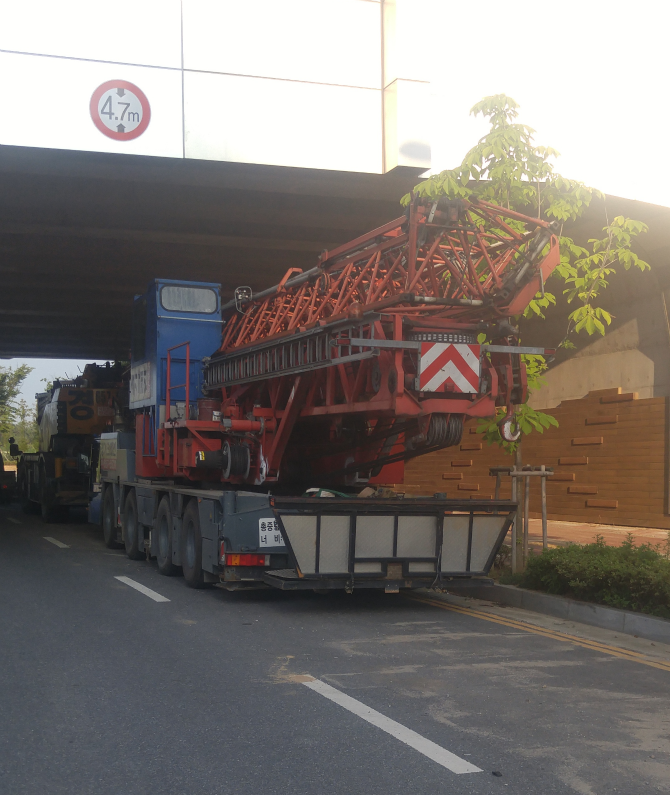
[[14, 363, 125, 522]]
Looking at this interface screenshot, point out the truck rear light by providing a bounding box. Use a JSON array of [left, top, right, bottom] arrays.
[[224, 553, 270, 567]]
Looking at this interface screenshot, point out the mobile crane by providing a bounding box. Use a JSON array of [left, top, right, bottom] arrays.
[[97, 195, 559, 591], [14, 363, 125, 521]]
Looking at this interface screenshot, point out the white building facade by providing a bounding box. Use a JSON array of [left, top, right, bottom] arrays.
[[0, 0, 430, 174]]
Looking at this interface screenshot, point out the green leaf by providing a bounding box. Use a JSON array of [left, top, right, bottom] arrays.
[[404, 94, 651, 360]]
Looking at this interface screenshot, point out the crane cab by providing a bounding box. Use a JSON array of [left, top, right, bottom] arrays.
[[130, 279, 222, 477]]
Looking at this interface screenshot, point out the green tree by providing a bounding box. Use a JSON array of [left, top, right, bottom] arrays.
[[7, 399, 39, 453], [404, 95, 649, 451], [0, 364, 33, 434]]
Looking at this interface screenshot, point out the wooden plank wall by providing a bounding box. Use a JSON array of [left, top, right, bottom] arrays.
[[401, 388, 670, 530]]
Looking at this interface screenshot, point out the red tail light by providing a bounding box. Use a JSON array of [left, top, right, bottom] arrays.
[[225, 553, 270, 567]]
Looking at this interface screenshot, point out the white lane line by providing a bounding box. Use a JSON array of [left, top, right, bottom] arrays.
[[7, 517, 21, 524], [302, 679, 482, 775], [43, 536, 69, 549], [114, 576, 170, 603]]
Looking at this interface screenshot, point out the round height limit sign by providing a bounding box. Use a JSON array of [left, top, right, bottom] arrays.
[[90, 80, 150, 141]]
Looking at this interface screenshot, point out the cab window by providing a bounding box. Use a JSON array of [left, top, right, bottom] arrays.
[[160, 286, 217, 314]]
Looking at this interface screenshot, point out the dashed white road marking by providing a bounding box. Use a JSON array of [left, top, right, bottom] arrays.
[[7, 517, 21, 524], [43, 536, 69, 549], [114, 576, 170, 603], [302, 678, 482, 775]]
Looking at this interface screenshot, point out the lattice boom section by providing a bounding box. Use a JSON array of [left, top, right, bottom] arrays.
[[206, 319, 378, 389], [219, 197, 560, 354]]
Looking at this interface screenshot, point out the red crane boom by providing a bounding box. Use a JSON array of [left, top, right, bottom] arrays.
[[148, 196, 559, 490], [218, 196, 559, 349], [192, 196, 558, 488]]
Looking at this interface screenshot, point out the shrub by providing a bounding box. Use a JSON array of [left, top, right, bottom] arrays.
[[518, 533, 670, 619]]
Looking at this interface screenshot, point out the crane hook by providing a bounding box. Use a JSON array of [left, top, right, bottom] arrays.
[[498, 411, 521, 443]]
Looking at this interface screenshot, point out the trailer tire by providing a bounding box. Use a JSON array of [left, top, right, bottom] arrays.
[[41, 503, 60, 523], [40, 469, 61, 523], [156, 496, 179, 576], [181, 499, 208, 589], [102, 487, 122, 549], [19, 477, 39, 515], [123, 490, 145, 561]]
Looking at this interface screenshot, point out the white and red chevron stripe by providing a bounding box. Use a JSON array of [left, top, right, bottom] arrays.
[[418, 343, 481, 393]]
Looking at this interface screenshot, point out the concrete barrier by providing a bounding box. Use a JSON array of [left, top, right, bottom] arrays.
[[444, 582, 670, 645]]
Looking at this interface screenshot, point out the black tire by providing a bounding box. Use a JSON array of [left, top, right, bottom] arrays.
[[123, 490, 145, 561], [102, 487, 122, 549], [19, 477, 38, 514], [181, 499, 208, 588], [41, 502, 60, 523], [40, 470, 60, 523], [156, 496, 179, 576]]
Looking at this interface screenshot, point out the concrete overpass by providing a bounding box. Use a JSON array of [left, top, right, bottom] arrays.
[[0, 145, 424, 359], [3, 141, 670, 408], [2, 0, 669, 405], [0, 0, 430, 359]]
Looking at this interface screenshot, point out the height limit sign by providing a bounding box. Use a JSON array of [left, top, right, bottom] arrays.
[[90, 80, 150, 141]]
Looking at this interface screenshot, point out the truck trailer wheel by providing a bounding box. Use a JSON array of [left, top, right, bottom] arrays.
[[40, 502, 60, 523], [40, 471, 62, 523], [102, 487, 122, 549], [156, 496, 179, 576], [181, 500, 208, 589], [19, 478, 39, 515], [123, 490, 145, 561]]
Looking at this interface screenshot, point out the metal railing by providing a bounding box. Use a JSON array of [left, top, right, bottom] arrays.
[[490, 465, 554, 573], [205, 318, 377, 390], [165, 341, 190, 423]]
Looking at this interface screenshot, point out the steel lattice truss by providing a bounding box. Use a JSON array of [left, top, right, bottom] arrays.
[[220, 196, 560, 353]]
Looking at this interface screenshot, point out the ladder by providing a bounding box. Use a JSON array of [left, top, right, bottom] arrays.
[[205, 316, 380, 390]]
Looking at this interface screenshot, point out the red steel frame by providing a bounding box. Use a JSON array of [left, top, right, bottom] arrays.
[[220, 196, 559, 353], [153, 196, 560, 488]]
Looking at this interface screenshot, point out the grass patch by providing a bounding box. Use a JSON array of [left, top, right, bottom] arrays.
[[512, 533, 670, 619]]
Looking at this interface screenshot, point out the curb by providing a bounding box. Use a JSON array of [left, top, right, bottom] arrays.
[[443, 582, 670, 645]]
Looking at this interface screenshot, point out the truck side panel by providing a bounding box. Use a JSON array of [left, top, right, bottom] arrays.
[[197, 497, 221, 572]]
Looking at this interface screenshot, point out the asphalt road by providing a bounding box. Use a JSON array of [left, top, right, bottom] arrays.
[[1, 504, 669, 795]]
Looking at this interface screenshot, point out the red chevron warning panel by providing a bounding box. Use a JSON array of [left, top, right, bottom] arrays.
[[418, 343, 481, 393]]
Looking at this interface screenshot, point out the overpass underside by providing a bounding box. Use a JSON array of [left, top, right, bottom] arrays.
[[0, 145, 424, 360], [3, 144, 670, 374]]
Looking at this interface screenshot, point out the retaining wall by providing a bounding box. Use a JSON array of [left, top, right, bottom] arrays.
[[402, 388, 670, 530]]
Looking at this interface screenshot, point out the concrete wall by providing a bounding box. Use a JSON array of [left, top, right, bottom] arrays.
[[0, 0, 429, 174], [520, 197, 670, 411], [403, 389, 670, 530], [530, 317, 670, 410]]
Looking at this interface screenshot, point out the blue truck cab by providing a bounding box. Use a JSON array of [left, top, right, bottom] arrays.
[[129, 278, 222, 418], [129, 279, 223, 469]]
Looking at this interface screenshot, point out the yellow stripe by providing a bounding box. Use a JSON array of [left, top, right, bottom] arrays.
[[420, 598, 650, 658], [408, 595, 670, 674]]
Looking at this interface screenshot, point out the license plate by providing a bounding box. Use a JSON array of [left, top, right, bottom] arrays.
[[259, 518, 285, 547]]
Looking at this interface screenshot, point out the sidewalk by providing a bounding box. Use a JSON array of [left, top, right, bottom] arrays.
[[524, 518, 669, 548]]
